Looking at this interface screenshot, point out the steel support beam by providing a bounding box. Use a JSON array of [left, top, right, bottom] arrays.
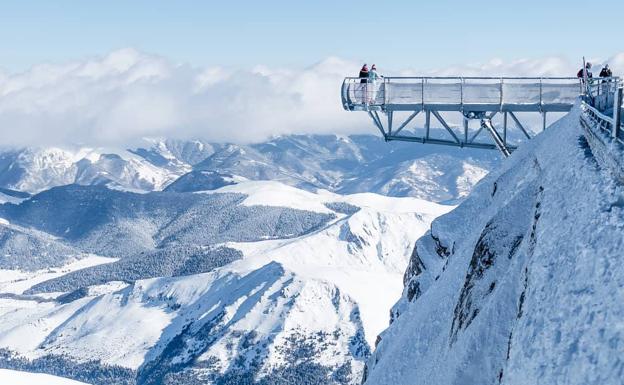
[[386, 134, 518, 151], [393, 110, 419, 136], [482, 119, 511, 157], [503, 112, 508, 145], [431, 110, 461, 144], [368, 111, 386, 138], [469, 124, 485, 144], [508, 111, 532, 140], [425, 110, 431, 139]]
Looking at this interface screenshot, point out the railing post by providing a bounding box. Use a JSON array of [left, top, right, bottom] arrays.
[[460, 77, 464, 105], [500, 77, 504, 106], [421, 78, 425, 108], [383, 77, 387, 107], [613, 86, 622, 139]]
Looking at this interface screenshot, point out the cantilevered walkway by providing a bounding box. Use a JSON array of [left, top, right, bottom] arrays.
[[341, 77, 584, 156]]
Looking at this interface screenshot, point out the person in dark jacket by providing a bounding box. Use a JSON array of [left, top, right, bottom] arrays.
[[358, 64, 369, 104], [359, 64, 369, 83], [577, 62, 593, 79], [599, 64, 612, 78]]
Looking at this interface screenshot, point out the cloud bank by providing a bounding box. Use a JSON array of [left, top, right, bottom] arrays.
[[1, 49, 622, 147]]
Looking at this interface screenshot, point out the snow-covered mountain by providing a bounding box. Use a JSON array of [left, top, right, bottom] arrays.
[[0, 179, 450, 384], [0, 131, 503, 384], [0, 146, 184, 194], [362, 105, 624, 385], [0, 134, 498, 203]]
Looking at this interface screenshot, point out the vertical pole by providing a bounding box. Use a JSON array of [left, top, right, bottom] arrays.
[[387, 111, 393, 136], [463, 116, 468, 145], [503, 111, 508, 145], [460, 78, 464, 106], [500, 77, 504, 106], [383, 77, 388, 106], [422, 78, 426, 108], [539, 78, 543, 107], [613, 86, 622, 139], [425, 110, 431, 140], [542, 112, 547, 131]]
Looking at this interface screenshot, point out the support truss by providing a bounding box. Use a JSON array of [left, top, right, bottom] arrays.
[[368, 109, 548, 157]]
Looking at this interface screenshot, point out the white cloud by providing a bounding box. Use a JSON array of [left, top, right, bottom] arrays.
[[0, 49, 621, 147]]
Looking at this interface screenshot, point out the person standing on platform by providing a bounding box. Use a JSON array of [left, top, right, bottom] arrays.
[[368, 64, 383, 104]]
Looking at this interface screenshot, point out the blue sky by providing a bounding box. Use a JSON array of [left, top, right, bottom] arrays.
[[1, 0, 622, 72]]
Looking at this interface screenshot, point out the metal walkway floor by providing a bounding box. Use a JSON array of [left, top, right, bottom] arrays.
[[341, 77, 584, 155]]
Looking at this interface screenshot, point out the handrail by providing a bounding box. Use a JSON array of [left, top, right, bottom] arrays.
[[342, 76, 583, 111], [580, 76, 623, 146], [583, 102, 614, 125], [343, 76, 581, 81]]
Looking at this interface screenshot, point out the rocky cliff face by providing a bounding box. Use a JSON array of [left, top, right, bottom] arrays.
[[364, 106, 624, 385]]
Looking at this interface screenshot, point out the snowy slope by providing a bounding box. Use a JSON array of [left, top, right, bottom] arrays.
[[0, 188, 30, 205], [0, 369, 89, 385], [0, 182, 450, 384], [0, 219, 85, 271], [363, 104, 624, 385]]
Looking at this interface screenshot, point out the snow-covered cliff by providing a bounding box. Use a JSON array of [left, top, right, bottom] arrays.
[[364, 105, 624, 385]]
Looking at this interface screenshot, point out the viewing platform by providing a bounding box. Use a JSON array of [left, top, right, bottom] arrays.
[[341, 76, 585, 155], [341, 77, 582, 112]]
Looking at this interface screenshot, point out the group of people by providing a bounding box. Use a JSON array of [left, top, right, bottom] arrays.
[[357, 64, 383, 103], [577, 62, 613, 80], [359, 63, 382, 83]]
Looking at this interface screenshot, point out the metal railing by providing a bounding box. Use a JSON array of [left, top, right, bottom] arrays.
[[343, 80, 386, 106], [581, 77, 624, 144], [342, 76, 583, 110], [586, 77, 621, 111], [580, 77, 623, 144], [581, 103, 624, 145], [579, 77, 624, 182]]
